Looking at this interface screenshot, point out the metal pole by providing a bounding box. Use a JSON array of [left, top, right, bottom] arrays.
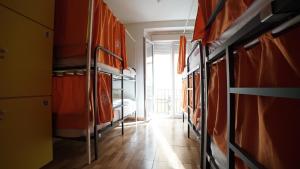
[[202, 45, 210, 169], [187, 57, 190, 138], [86, 0, 94, 164], [226, 46, 235, 169], [93, 51, 99, 160], [121, 61, 124, 135]]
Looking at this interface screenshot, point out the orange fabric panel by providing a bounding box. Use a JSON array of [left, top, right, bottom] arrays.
[[97, 73, 113, 123], [193, 0, 254, 43], [113, 23, 128, 69], [93, 0, 104, 57], [235, 27, 300, 169], [181, 79, 188, 113], [54, 0, 89, 58], [186, 73, 201, 126], [193, 0, 213, 42], [94, 2, 114, 66], [207, 0, 253, 43], [120, 24, 128, 69], [207, 59, 228, 154], [52, 75, 92, 129], [52, 74, 114, 128], [55, 0, 128, 67], [208, 26, 300, 169], [177, 36, 187, 74], [93, 1, 128, 68], [193, 73, 201, 127], [113, 22, 122, 68]]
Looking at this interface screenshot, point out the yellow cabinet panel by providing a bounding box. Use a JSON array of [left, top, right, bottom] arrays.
[[0, 6, 53, 98], [0, 0, 54, 29], [0, 97, 52, 169]]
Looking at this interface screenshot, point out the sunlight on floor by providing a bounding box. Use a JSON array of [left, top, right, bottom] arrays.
[[151, 117, 187, 169]]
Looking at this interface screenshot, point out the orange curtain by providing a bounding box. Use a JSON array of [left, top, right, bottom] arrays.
[[235, 27, 300, 169], [54, 0, 128, 67], [193, 73, 201, 127], [177, 36, 187, 74], [207, 59, 228, 154], [54, 0, 89, 58], [93, 1, 114, 66], [96, 73, 114, 123], [120, 24, 128, 69], [193, 0, 254, 43], [192, 0, 212, 42], [93, 0, 128, 68], [208, 26, 300, 169], [113, 22, 122, 68], [181, 73, 201, 127], [52, 74, 115, 128], [52, 75, 92, 129], [113, 23, 128, 69]]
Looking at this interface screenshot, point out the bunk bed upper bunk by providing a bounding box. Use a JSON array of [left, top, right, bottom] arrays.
[[192, 0, 300, 169], [194, 0, 300, 62], [54, 2, 128, 69]]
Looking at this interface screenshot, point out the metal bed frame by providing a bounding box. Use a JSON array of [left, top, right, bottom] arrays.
[[183, 42, 205, 141], [52, 46, 137, 161], [197, 0, 300, 169], [52, 0, 137, 164]]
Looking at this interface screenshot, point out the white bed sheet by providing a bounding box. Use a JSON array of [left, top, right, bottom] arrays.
[[210, 139, 227, 169]]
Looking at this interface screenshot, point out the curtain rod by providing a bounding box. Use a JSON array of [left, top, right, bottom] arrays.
[[126, 29, 136, 42]]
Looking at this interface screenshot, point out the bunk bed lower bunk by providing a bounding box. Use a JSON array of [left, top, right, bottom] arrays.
[[192, 0, 300, 168], [52, 67, 136, 138]]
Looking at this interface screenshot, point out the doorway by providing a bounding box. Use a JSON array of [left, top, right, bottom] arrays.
[[149, 42, 183, 118]]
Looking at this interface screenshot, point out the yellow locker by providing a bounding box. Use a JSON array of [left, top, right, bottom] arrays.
[[0, 96, 52, 169], [0, 0, 54, 29], [0, 5, 53, 98]]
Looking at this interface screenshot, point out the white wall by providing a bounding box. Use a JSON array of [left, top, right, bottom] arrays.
[[125, 20, 195, 119]]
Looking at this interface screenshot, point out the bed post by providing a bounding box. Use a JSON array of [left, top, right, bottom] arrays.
[[187, 56, 190, 138], [121, 57, 124, 135], [86, 0, 94, 164], [226, 46, 235, 169], [93, 48, 99, 160], [192, 70, 195, 132], [199, 42, 205, 169], [202, 45, 210, 169]]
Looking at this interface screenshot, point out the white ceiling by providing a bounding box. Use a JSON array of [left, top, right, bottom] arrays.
[[104, 0, 198, 24]]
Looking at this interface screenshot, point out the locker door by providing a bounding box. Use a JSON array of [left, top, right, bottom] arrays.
[[0, 97, 52, 169], [0, 5, 53, 98], [0, 0, 54, 28]]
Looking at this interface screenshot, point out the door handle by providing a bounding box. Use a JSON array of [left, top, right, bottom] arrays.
[[43, 100, 49, 106], [0, 48, 7, 60], [0, 110, 5, 121]]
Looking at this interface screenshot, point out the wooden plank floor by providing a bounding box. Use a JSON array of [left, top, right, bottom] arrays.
[[43, 118, 200, 169]]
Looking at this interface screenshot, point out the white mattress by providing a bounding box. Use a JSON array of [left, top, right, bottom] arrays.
[[210, 139, 227, 169], [113, 99, 136, 118]]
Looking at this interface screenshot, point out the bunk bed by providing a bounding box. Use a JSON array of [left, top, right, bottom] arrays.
[[192, 0, 300, 169], [182, 42, 204, 139], [51, 0, 136, 164]]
